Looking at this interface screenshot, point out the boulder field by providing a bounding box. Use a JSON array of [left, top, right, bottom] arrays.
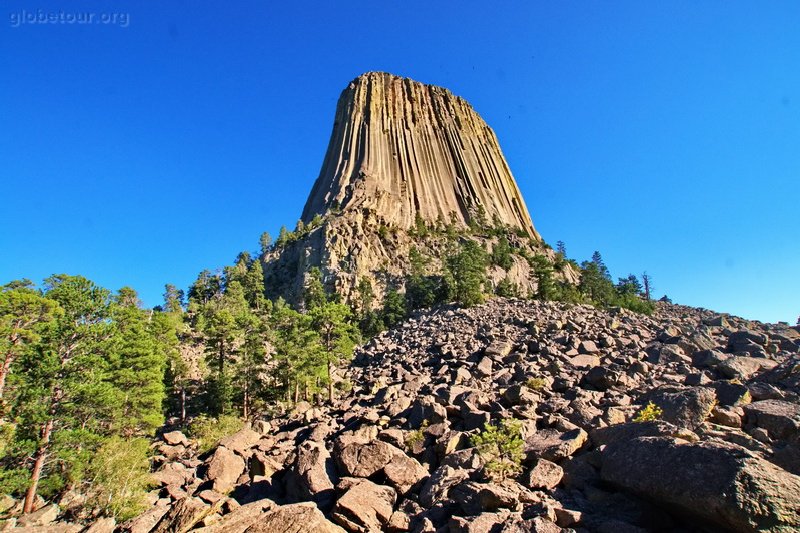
[[21, 298, 800, 532]]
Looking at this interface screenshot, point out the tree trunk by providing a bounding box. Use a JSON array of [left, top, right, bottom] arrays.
[[327, 360, 334, 403], [243, 385, 249, 420], [23, 417, 53, 514], [293, 381, 300, 404], [0, 352, 13, 402], [0, 335, 21, 401], [180, 387, 186, 422]]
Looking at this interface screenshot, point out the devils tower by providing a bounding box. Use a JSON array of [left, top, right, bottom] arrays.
[[263, 72, 572, 304], [302, 72, 540, 240]]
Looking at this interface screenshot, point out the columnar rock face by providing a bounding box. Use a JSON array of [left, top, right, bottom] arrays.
[[302, 72, 540, 239]]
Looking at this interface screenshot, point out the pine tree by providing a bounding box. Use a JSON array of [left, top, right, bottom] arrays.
[[20, 274, 113, 513], [162, 284, 185, 314], [197, 281, 249, 415], [0, 284, 60, 405], [617, 274, 643, 297], [491, 236, 513, 271], [107, 294, 167, 437], [530, 255, 555, 300], [446, 240, 489, 307], [269, 299, 320, 403], [309, 302, 359, 403], [382, 288, 407, 328], [259, 232, 272, 256], [303, 267, 327, 311]]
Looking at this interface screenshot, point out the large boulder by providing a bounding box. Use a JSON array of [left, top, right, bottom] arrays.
[[601, 437, 800, 532], [383, 449, 429, 494], [192, 499, 276, 532], [419, 465, 470, 507], [118, 504, 170, 533], [244, 502, 346, 533], [591, 420, 678, 447], [744, 400, 800, 441], [335, 440, 395, 478], [525, 428, 588, 462], [644, 387, 716, 429], [287, 440, 336, 508], [218, 427, 262, 455], [152, 497, 212, 533], [331, 478, 397, 531], [163, 430, 190, 446], [207, 446, 245, 493]]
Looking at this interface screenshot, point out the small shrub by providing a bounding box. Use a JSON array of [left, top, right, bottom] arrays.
[[189, 414, 244, 453], [85, 437, 154, 521], [471, 419, 524, 481], [633, 402, 663, 422], [405, 420, 429, 449], [377, 225, 390, 241], [495, 276, 519, 298], [334, 378, 353, 394], [525, 377, 548, 391]]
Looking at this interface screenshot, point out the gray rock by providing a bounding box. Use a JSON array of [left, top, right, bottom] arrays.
[[335, 439, 395, 478], [218, 427, 261, 455], [744, 400, 800, 440], [591, 421, 679, 447], [601, 437, 800, 532], [645, 387, 716, 429], [525, 428, 588, 462]]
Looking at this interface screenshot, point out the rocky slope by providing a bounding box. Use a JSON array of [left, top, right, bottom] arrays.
[[21, 299, 800, 532]]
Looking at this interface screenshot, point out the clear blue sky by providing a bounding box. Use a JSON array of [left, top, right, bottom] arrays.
[[1, 1, 798, 324]]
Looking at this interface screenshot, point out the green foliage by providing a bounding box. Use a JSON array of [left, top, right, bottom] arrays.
[[405, 420, 429, 449], [633, 402, 663, 422], [382, 288, 407, 328], [410, 213, 429, 237], [303, 267, 327, 311], [85, 437, 154, 521], [495, 276, 519, 298], [530, 254, 555, 300], [471, 419, 524, 481], [259, 231, 272, 256], [445, 239, 488, 307], [188, 415, 244, 453], [377, 224, 390, 242], [615, 293, 655, 315], [309, 301, 359, 402], [405, 247, 450, 312], [491, 236, 514, 271], [162, 284, 185, 314], [107, 302, 168, 436], [0, 275, 175, 513], [525, 377, 549, 391], [269, 299, 321, 403], [616, 274, 643, 297], [579, 253, 616, 306]]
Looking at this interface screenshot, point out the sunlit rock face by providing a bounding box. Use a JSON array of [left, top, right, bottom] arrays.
[[302, 72, 540, 240]]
